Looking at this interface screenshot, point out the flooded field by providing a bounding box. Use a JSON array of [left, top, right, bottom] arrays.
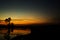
[[0, 29, 31, 35], [0, 29, 31, 40]]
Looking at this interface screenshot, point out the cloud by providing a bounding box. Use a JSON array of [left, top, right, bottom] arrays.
[[51, 17, 60, 23]]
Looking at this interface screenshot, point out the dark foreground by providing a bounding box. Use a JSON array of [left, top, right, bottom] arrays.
[[0, 23, 60, 40]]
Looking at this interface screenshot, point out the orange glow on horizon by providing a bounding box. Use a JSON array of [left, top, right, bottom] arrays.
[[11, 19, 48, 25], [0, 19, 49, 25]]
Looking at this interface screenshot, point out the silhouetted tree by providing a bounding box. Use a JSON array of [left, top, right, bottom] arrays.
[[5, 17, 11, 34], [5, 17, 11, 23], [4, 17, 11, 40]]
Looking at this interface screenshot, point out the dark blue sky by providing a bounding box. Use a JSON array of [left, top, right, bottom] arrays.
[[0, 0, 59, 22]]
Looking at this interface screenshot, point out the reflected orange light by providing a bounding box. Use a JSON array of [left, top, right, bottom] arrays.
[[0, 29, 31, 35]]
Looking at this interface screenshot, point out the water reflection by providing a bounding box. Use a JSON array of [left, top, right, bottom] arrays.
[[0, 29, 31, 35], [0, 29, 31, 40]]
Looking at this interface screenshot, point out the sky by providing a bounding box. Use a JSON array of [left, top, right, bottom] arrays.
[[0, 0, 59, 24]]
